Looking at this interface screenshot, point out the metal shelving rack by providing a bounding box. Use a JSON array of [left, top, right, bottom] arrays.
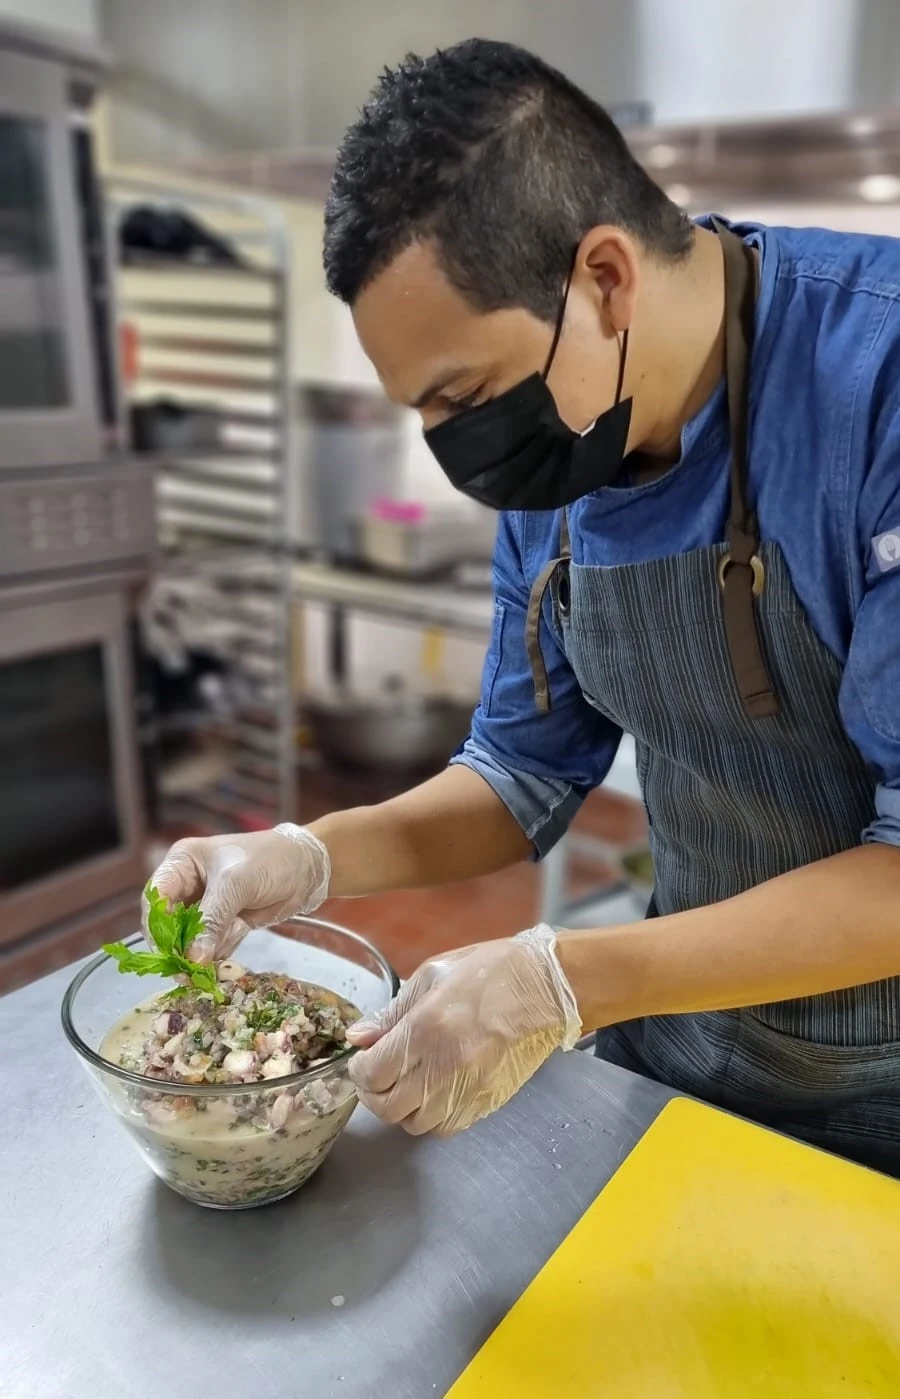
[[108, 177, 297, 833]]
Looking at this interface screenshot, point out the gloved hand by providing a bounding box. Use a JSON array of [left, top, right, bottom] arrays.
[[145, 823, 331, 963], [346, 925, 581, 1136]]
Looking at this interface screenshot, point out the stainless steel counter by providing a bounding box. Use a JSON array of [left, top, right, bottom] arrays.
[[1, 953, 673, 1399]]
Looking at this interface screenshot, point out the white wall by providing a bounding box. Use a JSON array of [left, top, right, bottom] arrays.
[[298, 0, 637, 148], [98, 0, 308, 165], [0, 0, 97, 36], [636, 0, 862, 123], [99, 0, 900, 161], [98, 0, 638, 162]]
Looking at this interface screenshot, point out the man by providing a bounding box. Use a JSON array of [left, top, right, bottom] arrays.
[[151, 40, 900, 1173]]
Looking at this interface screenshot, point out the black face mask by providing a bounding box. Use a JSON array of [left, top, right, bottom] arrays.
[[424, 262, 632, 511]]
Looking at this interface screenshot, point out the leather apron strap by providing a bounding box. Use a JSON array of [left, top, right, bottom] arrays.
[[713, 218, 780, 719], [525, 509, 572, 714], [525, 222, 778, 720]]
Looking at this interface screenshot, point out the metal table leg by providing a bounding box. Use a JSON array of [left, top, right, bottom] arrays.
[[538, 836, 571, 926]]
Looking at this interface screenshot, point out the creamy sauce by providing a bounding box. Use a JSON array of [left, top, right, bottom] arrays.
[[100, 985, 360, 1209]]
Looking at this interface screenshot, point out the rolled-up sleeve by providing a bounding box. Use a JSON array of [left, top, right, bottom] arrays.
[[451, 512, 621, 857], [841, 409, 900, 848]]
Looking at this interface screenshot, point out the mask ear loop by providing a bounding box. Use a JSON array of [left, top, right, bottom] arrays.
[[542, 248, 631, 403], [541, 249, 578, 381], [614, 328, 629, 404]]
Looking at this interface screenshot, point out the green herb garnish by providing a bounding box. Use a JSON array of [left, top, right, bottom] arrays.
[[103, 885, 225, 1003], [245, 999, 301, 1033]]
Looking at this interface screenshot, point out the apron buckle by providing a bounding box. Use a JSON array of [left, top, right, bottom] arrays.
[[555, 561, 571, 616], [718, 551, 765, 597]]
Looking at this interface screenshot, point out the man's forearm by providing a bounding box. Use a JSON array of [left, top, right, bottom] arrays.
[[309, 763, 532, 898], [558, 843, 900, 1031]]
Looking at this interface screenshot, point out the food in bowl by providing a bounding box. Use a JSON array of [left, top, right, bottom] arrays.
[[103, 966, 359, 1085], [57, 889, 395, 1209], [97, 964, 362, 1208]]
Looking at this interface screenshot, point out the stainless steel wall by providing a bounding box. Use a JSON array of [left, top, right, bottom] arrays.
[[98, 0, 637, 162], [98, 0, 900, 167]]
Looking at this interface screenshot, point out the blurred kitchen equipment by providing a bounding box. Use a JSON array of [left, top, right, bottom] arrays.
[[327, 603, 347, 685], [305, 676, 472, 773], [0, 19, 153, 988], [620, 847, 655, 902], [292, 383, 406, 558], [420, 624, 446, 690], [130, 398, 221, 453], [359, 498, 497, 577], [119, 204, 245, 269], [0, 20, 119, 470], [0, 574, 149, 947], [628, 107, 900, 226], [112, 175, 297, 835], [455, 559, 494, 591]]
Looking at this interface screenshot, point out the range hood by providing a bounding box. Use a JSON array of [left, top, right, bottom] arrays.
[[172, 102, 900, 216], [626, 108, 900, 210]]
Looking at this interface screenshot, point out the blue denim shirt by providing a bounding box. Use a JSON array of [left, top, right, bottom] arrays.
[[451, 217, 900, 857]]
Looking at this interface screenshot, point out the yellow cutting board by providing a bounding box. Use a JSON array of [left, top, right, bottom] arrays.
[[447, 1098, 900, 1398]]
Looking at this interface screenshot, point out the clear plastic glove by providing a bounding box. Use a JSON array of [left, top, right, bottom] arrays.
[[346, 925, 581, 1137], [145, 823, 331, 963]]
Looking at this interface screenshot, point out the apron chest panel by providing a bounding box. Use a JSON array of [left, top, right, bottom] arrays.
[[558, 536, 896, 1047], [521, 223, 900, 1158]]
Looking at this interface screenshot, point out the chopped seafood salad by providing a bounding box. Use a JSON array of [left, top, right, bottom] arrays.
[[99, 966, 363, 1208], [122, 964, 358, 1085]]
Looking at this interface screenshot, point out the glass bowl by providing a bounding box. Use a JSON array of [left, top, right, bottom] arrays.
[[62, 917, 399, 1210]]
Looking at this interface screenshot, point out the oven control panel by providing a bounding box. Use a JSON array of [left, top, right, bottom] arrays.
[[0, 464, 156, 582]]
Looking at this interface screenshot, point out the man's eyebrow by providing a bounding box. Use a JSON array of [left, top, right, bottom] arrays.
[[409, 367, 470, 410]]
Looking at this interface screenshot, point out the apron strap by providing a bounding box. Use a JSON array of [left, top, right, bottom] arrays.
[[713, 219, 780, 720], [559, 508, 572, 558], [527, 509, 572, 713], [526, 226, 778, 721]]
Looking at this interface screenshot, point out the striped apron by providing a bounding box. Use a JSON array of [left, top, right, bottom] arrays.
[[526, 223, 900, 1174]]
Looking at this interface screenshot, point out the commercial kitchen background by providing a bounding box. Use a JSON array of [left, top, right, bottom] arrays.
[[4, 0, 900, 994]]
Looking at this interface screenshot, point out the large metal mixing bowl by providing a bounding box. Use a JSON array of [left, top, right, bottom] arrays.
[[305, 692, 473, 772]]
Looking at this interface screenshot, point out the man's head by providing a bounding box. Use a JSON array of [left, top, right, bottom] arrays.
[[324, 39, 693, 443]]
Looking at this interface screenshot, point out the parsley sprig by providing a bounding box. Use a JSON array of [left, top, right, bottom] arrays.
[[245, 996, 299, 1032], [103, 885, 225, 1003]]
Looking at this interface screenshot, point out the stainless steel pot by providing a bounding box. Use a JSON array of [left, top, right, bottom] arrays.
[[305, 690, 472, 772], [291, 383, 407, 558]]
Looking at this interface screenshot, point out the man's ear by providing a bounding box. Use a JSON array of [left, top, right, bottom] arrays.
[[576, 225, 639, 336]]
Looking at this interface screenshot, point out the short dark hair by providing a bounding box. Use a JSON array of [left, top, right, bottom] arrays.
[[324, 38, 693, 320]]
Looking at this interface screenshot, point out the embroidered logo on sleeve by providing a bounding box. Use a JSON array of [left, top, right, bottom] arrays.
[[873, 530, 900, 572]]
